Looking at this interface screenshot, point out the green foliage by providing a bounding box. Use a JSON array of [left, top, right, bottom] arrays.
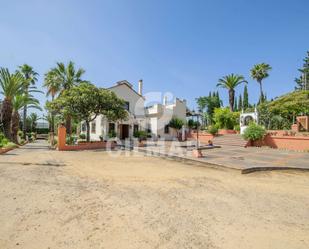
[[196, 93, 221, 125], [295, 51, 309, 90], [213, 108, 240, 129], [133, 130, 148, 141], [66, 136, 77, 145], [238, 95, 243, 111], [242, 123, 266, 141], [79, 133, 86, 139], [234, 124, 240, 132], [217, 74, 247, 111], [36, 128, 50, 134], [48, 82, 127, 142], [250, 63, 272, 102], [0, 133, 9, 148], [19, 139, 25, 145], [108, 130, 117, 138], [208, 126, 218, 135], [243, 85, 249, 109], [168, 117, 184, 130], [3, 142, 17, 149], [18, 130, 24, 138], [187, 119, 200, 129]]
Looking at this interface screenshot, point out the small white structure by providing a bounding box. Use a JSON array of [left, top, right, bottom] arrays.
[[240, 108, 258, 134], [80, 80, 187, 140]]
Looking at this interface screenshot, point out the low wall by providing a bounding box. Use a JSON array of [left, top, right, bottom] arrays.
[[58, 141, 116, 151], [218, 129, 237, 135], [254, 134, 309, 151], [187, 131, 214, 144]]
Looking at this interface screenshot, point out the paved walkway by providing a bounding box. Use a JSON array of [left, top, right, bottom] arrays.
[[136, 140, 309, 173], [0, 140, 65, 167]]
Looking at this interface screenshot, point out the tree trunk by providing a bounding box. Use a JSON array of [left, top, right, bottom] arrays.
[[229, 89, 235, 112], [22, 89, 28, 140], [11, 111, 20, 144], [86, 120, 90, 142], [259, 80, 263, 102], [50, 95, 55, 134], [1, 98, 13, 140], [65, 116, 71, 136]]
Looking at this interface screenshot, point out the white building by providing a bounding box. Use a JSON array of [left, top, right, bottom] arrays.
[[80, 80, 187, 140]]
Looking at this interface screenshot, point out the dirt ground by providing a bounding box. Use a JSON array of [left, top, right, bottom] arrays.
[[0, 142, 309, 249]]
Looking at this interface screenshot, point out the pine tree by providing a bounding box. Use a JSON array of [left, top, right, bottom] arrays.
[[295, 51, 309, 90], [243, 85, 249, 110], [238, 94, 243, 111]]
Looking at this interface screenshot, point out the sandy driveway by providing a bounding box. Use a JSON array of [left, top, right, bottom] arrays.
[[0, 141, 309, 249]]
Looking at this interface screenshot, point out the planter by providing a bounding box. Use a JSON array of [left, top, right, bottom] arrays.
[[218, 129, 237, 135]]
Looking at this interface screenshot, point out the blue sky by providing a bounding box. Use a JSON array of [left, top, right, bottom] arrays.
[[1, 0, 309, 115]]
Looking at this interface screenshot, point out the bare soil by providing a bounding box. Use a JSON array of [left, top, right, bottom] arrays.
[[0, 145, 309, 249]]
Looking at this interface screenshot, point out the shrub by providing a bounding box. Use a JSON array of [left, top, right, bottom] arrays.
[[108, 130, 116, 138], [18, 130, 24, 138], [234, 124, 240, 132], [242, 123, 266, 141], [169, 117, 185, 130], [79, 133, 86, 139], [208, 126, 218, 136], [4, 142, 17, 149], [133, 130, 148, 141], [66, 136, 77, 145], [213, 108, 239, 129], [20, 139, 25, 145]]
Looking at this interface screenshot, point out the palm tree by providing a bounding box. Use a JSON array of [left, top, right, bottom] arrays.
[[250, 63, 272, 102], [11, 94, 42, 143], [43, 69, 61, 133], [0, 68, 24, 140], [48, 61, 86, 135], [217, 74, 247, 112], [18, 64, 39, 139]]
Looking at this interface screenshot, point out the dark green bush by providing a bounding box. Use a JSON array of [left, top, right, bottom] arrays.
[[242, 123, 266, 141], [79, 133, 86, 139], [208, 126, 218, 136]]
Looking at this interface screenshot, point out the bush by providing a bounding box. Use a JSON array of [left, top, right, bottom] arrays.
[[108, 130, 116, 138], [0, 133, 9, 148], [18, 130, 24, 138], [4, 142, 17, 149], [20, 139, 25, 145], [66, 136, 77, 145], [79, 133, 86, 139], [234, 124, 240, 132], [208, 126, 218, 136], [242, 123, 266, 141], [169, 117, 185, 130], [213, 108, 239, 129], [133, 130, 148, 141]]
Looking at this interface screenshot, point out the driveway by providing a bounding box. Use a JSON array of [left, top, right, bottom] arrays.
[[0, 141, 309, 249]]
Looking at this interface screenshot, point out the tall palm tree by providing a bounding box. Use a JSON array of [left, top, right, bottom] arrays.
[[250, 63, 272, 102], [11, 94, 42, 143], [43, 69, 61, 133], [0, 68, 24, 140], [217, 74, 247, 112], [18, 64, 38, 139], [48, 61, 86, 134]]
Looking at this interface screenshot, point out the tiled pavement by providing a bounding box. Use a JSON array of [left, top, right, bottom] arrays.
[[136, 141, 309, 173]]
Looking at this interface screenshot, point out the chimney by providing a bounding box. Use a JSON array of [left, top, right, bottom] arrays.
[[138, 79, 143, 95], [163, 95, 168, 105]]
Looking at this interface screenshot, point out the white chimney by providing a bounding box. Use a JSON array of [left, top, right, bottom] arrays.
[[163, 95, 168, 105], [138, 79, 143, 95]]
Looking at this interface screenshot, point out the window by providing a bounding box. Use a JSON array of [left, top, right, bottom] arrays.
[[124, 101, 130, 111], [91, 122, 96, 133], [109, 123, 115, 133], [81, 123, 86, 132], [134, 124, 139, 133], [164, 125, 169, 134]]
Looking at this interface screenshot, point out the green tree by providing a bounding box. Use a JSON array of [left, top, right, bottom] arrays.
[[217, 74, 247, 112], [295, 51, 309, 90], [48, 82, 127, 141], [238, 94, 243, 111], [196, 93, 221, 125], [43, 69, 62, 134], [243, 85, 249, 110], [213, 107, 240, 130], [168, 117, 185, 138], [0, 68, 24, 140], [48, 61, 87, 135], [11, 94, 41, 143], [250, 63, 272, 103], [234, 96, 238, 112], [29, 113, 38, 132], [18, 64, 39, 139]]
